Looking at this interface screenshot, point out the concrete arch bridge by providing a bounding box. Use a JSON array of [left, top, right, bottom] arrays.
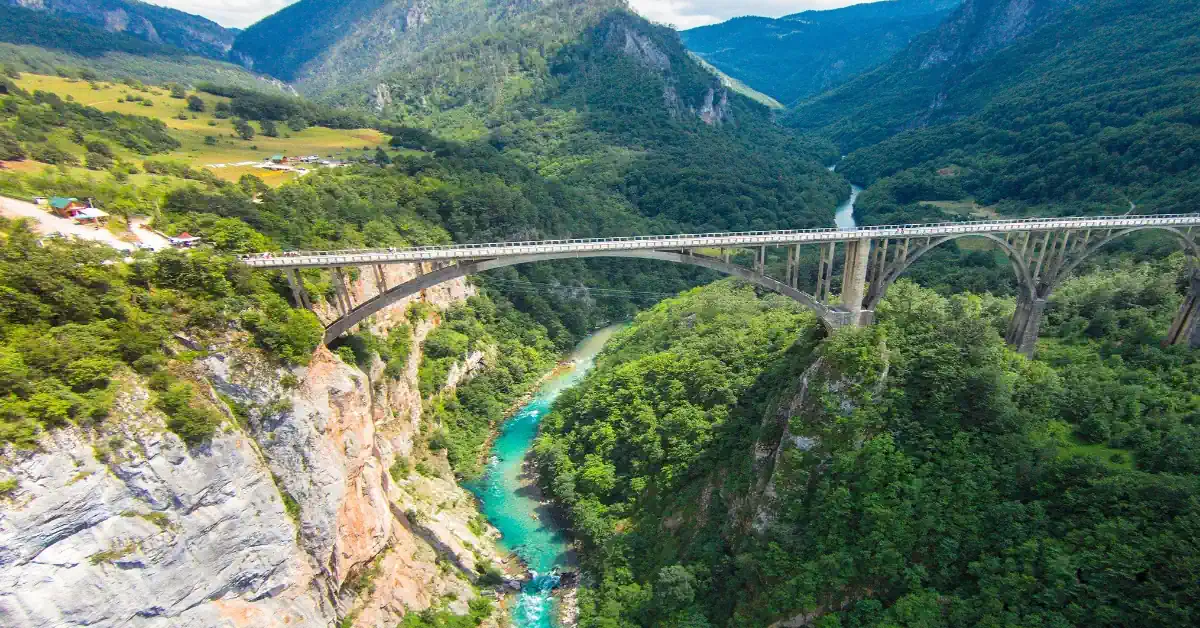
[[238, 214, 1200, 354]]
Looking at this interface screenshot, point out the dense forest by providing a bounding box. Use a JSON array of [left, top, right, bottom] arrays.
[[535, 263, 1199, 627], [0, 0, 235, 60], [790, 0, 1200, 217]]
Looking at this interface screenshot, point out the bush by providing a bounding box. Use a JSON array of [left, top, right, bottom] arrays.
[[84, 140, 113, 157], [154, 378, 221, 445], [85, 151, 112, 171], [0, 129, 25, 160], [186, 95, 206, 112], [233, 119, 255, 141], [240, 295, 322, 365], [29, 144, 78, 166]]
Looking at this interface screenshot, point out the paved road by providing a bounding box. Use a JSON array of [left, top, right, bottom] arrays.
[[240, 213, 1200, 269]]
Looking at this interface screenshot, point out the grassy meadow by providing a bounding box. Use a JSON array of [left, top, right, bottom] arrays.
[[11, 73, 387, 185]]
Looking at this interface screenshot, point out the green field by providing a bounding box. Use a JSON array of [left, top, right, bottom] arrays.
[[13, 74, 387, 185]]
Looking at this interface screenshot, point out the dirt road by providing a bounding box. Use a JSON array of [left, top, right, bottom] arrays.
[[0, 195, 136, 251]]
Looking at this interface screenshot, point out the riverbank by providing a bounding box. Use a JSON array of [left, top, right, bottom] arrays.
[[466, 324, 624, 628]]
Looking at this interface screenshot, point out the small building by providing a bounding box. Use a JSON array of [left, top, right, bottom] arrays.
[[49, 197, 89, 218], [168, 232, 202, 248], [269, 155, 287, 164], [73, 207, 109, 225]]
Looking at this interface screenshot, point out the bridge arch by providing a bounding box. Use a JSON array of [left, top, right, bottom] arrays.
[[323, 250, 846, 343], [864, 226, 1198, 312], [864, 233, 1036, 311], [1053, 226, 1198, 283]]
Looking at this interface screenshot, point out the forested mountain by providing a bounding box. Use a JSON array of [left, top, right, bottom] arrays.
[[1, 0, 235, 59], [0, 5, 281, 89], [681, 0, 959, 105], [536, 269, 1200, 626], [232, 0, 560, 95], [788, 0, 1200, 216]]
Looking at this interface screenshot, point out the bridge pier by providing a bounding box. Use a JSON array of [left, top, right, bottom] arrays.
[[840, 238, 871, 324], [285, 269, 311, 310], [1167, 273, 1200, 348], [332, 267, 353, 315], [1005, 297, 1047, 356]]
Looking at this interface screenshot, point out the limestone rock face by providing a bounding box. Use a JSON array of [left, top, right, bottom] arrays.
[[0, 269, 506, 628], [0, 390, 328, 627]]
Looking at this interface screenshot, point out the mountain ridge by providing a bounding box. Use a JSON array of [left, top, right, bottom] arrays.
[[681, 0, 961, 105], [2, 0, 236, 59]]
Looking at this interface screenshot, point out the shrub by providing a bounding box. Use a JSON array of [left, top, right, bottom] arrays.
[[0, 129, 24, 160], [85, 151, 113, 171], [29, 144, 78, 166]]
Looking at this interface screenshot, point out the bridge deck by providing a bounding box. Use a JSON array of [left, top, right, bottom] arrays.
[[239, 214, 1199, 269]]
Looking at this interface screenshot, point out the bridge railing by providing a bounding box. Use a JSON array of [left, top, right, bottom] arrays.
[[236, 214, 1199, 262]]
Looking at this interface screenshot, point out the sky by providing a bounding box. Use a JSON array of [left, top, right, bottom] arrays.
[[145, 0, 881, 30]]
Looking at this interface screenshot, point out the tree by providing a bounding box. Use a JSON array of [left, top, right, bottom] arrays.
[[232, 119, 255, 141], [186, 95, 206, 112], [374, 147, 391, 165], [261, 119, 279, 137], [0, 128, 24, 160], [85, 151, 113, 171], [169, 84, 186, 99]]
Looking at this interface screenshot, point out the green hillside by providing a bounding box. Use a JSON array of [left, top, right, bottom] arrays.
[[788, 0, 1200, 217], [232, 0, 558, 95], [681, 0, 959, 105], [536, 271, 1200, 626], [0, 0, 235, 60], [0, 5, 279, 90]]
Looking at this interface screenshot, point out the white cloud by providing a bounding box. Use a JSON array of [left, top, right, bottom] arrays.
[[628, 0, 883, 29], [143, 0, 298, 28], [145, 0, 881, 31]]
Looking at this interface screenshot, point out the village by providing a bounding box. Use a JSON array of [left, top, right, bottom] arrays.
[[205, 154, 348, 177]]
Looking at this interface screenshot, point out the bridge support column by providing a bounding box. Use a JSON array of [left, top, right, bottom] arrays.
[[285, 269, 311, 310], [373, 264, 388, 294], [333, 267, 353, 315], [840, 238, 871, 324], [1166, 273, 1200, 348], [1006, 297, 1047, 356], [815, 243, 834, 302]]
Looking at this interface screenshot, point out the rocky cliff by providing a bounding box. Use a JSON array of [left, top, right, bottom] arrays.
[[0, 265, 513, 627]]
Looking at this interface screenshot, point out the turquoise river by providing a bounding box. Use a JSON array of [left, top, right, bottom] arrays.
[[466, 325, 624, 627]]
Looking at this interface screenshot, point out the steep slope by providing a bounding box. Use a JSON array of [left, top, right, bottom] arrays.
[[787, 0, 1074, 148], [789, 0, 1200, 216], [0, 5, 279, 90], [232, 0, 556, 95], [2, 0, 235, 60], [681, 0, 960, 105], [535, 274, 1200, 626], [361, 4, 845, 234]]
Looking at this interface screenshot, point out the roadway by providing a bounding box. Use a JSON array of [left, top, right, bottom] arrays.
[[238, 214, 1200, 269]]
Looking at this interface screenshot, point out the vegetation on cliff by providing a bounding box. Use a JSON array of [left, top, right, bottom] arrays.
[[534, 267, 1199, 626], [790, 0, 1200, 216]]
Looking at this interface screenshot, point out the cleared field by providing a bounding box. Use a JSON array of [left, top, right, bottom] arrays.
[[13, 74, 387, 184], [919, 199, 1000, 219]]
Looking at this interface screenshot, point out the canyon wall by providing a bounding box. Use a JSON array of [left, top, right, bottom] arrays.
[[0, 263, 510, 628]]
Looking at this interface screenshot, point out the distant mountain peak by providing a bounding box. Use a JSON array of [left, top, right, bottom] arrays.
[[2, 0, 236, 59], [681, 0, 961, 104]]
